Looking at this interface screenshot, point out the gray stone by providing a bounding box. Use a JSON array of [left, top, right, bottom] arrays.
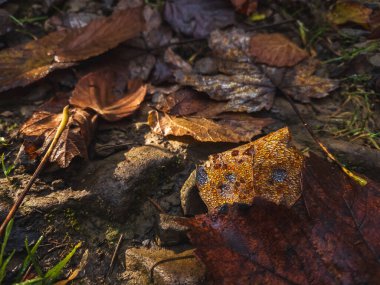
[[73, 145, 182, 221], [123, 246, 206, 285]]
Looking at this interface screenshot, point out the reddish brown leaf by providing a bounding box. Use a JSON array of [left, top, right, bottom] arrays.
[[19, 95, 96, 168], [184, 153, 380, 284], [70, 69, 147, 121], [0, 8, 144, 93], [230, 0, 258, 16], [249, 33, 308, 67], [327, 1, 372, 29], [148, 110, 273, 143], [196, 127, 303, 210], [153, 88, 227, 117], [54, 7, 145, 62], [0, 31, 72, 93]]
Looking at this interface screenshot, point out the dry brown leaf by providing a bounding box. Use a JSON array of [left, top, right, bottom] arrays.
[[175, 60, 276, 112], [153, 88, 227, 117], [148, 110, 273, 143], [249, 33, 308, 67], [0, 31, 72, 92], [263, 59, 339, 102], [54, 7, 145, 62], [328, 1, 372, 28], [196, 127, 303, 210], [19, 95, 96, 168], [183, 153, 380, 284], [70, 69, 147, 121], [0, 8, 144, 92]]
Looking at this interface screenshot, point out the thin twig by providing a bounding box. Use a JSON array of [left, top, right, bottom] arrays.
[[282, 92, 367, 186], [0, 106, 70, 237], [105, 234, 124, 277], [147, 197, 165, 214]]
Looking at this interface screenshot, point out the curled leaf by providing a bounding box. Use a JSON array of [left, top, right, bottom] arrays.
[[196, 127, 303, 210], [249, 33, 308, 67], [148, 110, 273, 143], [70, 69, 147, 121], [20, 95, 96, 168]]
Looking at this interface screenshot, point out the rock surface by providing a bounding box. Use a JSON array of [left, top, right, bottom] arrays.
[[123, 245, 206, 285]]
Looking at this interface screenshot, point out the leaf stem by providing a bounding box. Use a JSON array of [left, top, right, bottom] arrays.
[[0, 106, 70, 237]]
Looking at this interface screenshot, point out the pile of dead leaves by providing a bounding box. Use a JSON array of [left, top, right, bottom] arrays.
[[179, 128, 380, 284]]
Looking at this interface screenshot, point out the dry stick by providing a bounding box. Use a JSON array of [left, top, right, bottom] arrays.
[[0, 105, 70, 237], [105, 233, 124, 277], [282, 92, 367, 186]]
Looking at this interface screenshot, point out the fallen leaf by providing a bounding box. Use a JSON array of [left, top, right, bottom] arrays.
[[177, 29, 338, 108], [263, 59, 339, 102], [249, 33, 308, 67], [230, 0, 258, 16], [184, 153, 380, 284], [153, 88, 227, 117], [164, 0, 235, 39], [328, 1, 372, 28], [196, 127, 303, 210], [70, 69, 147, 121], [54, 7, 145, 62], [0, 30, 72, 93], [175, 60, 276, 112], [0, 8, 144, 92], [148, 110, 273, 143], [19, 94, 96, 168]]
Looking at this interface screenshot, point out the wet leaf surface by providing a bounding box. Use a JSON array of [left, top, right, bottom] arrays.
[[185, 152, 380, 284], [19, 95, 96, 168], [196, 127, 303, 210], [70, 69, 147, 121], [164, 0, 235, 39], [249, 33, 308, 67], [148, 110, 273, 143]]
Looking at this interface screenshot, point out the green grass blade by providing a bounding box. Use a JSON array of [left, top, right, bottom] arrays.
[[16, 236, 44, 282], [0, 250, 15, 284], [13, 277, 44, 285], [44, 242, 81, 283], [0, 219, 13, 266]]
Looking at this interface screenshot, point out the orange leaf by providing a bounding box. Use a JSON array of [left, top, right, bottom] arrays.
[[70, 69, 147, 122], [196, 127, 303, 210], [328, 1, 372, 29], [249, 33, 308, 67]]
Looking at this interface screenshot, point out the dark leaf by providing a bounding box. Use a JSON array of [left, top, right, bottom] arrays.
[[164, 0, 235, 39], [183, 152, 380, 284], [230, 0, 258, 16]]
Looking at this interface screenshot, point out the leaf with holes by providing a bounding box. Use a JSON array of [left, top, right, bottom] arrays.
[[19, 95, 96, 168], [182, 145, 380, 284]]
